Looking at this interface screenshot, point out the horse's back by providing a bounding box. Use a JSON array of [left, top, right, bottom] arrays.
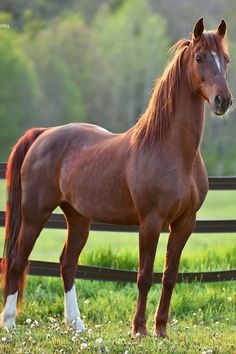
[[22, 123, 115, 163], [21, 123, 138, 224]]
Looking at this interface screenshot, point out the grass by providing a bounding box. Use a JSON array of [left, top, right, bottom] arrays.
[[0, 278, 235, 353]]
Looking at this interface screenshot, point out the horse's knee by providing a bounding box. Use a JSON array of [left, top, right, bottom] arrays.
[[137, 272, 153, 292], [162, 274, 176, 291]]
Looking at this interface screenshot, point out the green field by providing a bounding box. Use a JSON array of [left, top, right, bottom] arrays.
[[0, 278, 235, 353], [0, 181, 235, 353]]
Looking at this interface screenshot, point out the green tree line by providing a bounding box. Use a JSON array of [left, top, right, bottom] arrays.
[[0, 0, 235, 175]]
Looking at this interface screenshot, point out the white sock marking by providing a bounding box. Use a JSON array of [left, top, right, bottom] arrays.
[[211, 51, 221, 72], [64, 284, 85, 331], [0, 291, 18, 329]]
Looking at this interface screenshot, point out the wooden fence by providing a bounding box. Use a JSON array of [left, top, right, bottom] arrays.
[[0, 162, 236, 283]]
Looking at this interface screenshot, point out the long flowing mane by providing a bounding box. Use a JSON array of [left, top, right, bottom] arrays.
[[130, 39, 190, 148], [130, 32, 228, 149]]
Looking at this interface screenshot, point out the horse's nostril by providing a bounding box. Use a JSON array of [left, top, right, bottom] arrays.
[[229, 98, 233, 107], [215, 95, 223, 108]]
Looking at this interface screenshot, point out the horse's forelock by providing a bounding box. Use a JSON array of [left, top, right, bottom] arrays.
[[192, 31, 229, 57]]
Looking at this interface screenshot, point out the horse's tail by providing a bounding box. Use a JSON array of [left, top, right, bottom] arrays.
[[1, 127, 47, 306]]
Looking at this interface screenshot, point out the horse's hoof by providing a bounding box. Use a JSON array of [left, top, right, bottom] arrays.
[[132, 326, 148, 338], [0, 312, 16, 330], [154, 326, 169, 339], [66, 317, 85, 332]]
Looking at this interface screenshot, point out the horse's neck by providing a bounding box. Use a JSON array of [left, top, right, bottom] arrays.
[[168, 71, 205, 164]]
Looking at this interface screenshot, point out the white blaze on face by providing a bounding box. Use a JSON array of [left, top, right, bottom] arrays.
[[64, 284, 85, 331], [211, 51, 222, 72], [0, 291, 18, 329]]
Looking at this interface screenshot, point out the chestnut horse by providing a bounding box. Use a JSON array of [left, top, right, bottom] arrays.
[[0, 18, 232, 338]]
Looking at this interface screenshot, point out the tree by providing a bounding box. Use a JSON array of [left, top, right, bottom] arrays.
[[25, 15, 89, 126], [93, 0, 169, 131], [0, 23, 39, 159]]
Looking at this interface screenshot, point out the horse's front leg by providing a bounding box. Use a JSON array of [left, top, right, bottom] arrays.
[[154, 214, 196, 338], [132, 214, 163, 337]]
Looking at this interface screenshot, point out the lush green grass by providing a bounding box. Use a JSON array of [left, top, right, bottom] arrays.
[[0, 278, 235, 353]]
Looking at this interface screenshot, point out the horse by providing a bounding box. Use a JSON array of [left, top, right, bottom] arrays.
[[0, 18, 232, 338]]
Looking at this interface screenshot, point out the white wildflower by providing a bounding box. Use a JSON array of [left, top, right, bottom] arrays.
[[71, 336, 77, 342], [87, 328, 93, 336], [25, 318, 32, 325], [80, 343, 88, 350], [95, 337, 103, 344], [1, 337, 7, 342], [49, 317, 56, 323]]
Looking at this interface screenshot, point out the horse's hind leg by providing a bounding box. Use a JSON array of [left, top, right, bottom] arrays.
[[59, 202, 90, 331], [1, 177, 59, 329], [154, 215, 196, 338], [0, 208, 54, 328]]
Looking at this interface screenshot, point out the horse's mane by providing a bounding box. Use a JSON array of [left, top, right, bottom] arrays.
[[130, 32, 228, 149]]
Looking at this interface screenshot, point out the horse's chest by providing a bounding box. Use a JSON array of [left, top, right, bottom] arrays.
[[159, 175, 206, 221], [134, 173, 201, 221]]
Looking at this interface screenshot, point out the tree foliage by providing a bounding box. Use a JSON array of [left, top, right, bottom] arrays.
[[0, 24, 38, 157], [93, 0, 168, 130], [0, 0, 235, 174]]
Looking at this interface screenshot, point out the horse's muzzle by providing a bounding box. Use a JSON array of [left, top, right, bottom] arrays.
[[213, 95, 232, 115]]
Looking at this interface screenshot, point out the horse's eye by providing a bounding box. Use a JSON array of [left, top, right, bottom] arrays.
[[195, 55, 202, 63], [225, 57, 230, 64]]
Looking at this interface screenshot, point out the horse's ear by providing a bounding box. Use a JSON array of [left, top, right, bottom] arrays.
[[192, 18, 204, 41], [217, 19, 227, 39]]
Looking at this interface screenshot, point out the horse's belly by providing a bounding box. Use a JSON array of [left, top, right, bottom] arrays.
[[70, 191, 139, 225], [61, 166, 139, 225]]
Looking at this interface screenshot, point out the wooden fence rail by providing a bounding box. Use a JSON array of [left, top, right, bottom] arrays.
[[0, 162, 236, 283]]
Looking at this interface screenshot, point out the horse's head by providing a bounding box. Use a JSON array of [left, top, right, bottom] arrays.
[[188, 18, 232, 115]]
